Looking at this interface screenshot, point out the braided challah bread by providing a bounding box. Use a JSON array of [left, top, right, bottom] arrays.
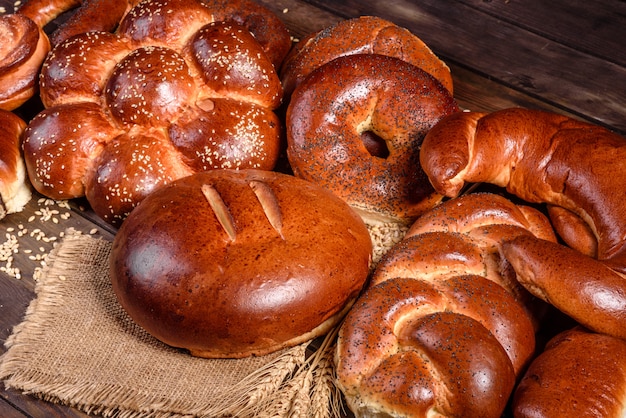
[[22, 0, 291, 226], [0, 110, 31, 218], [420, 107, 626, 339], [335, 193, 557, 418]]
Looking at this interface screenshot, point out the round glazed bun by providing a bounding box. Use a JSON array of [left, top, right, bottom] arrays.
[[286, 53, 458, 224], [280, 16, 453, 98], [110, 169, 373, 359]]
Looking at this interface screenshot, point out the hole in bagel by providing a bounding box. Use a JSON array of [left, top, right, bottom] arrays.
[[361, 130, 390, 158]]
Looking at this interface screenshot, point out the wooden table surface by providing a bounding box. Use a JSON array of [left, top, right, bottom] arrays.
[[1, 0, 625, 416]]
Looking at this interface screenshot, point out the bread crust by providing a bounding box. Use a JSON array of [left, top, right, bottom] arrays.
[[420, 108, 626, 271], [23, 0, 290, 226], [286, 53, 458, 224], [0, 110, 31, 217], [420, 107, 626, 338], [336, 193, 553, 418], [280, 16, 453, 98], [110, 169, 372, 358], [513, 327, 626, 418], [0, 14, 50, 110]]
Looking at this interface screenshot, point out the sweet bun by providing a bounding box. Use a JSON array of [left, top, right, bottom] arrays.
[[286, 53, 458, 224], [23, 0, 290, 226], [110, 169, 372, 359], [419, 107, 626, 339], [280, 16, 453, 98], [335, 193, 553, 418], [0, 13, 50, 110], [513, 327, 626, 418], [1, 0, 135, 110], [0, 110, 31, 218]]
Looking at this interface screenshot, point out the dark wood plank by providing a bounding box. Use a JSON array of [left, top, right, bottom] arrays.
[[257, 0, 591, 120], [256, 0, 342, 40], [459, 0, 626, 67], [303, 0, 626, 134], [1, 384, 91, 418], [0, 396, 28, 418], [0, 278, 33, 349]]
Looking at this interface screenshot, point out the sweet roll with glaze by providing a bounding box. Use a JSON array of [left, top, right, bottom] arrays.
[[335, 193, 557, 418], [420, 107, 626, 338], [22, 0, 292, 226]]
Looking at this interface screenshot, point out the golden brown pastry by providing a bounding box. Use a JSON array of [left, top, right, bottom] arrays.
[[280, 16, 453, 98], [335, 193, 556, 418], [1, 0, 136, 110], [501, 235, 626, 340], [420, 107, 626, 341], [420, 107, 626, 272], [110, 169, 372, 358], [286, 53, 458, 224], [0, 13, 49, 110], [513, 327, 626, 418], [17, 0, 136, 47], [22, 0, 291, 226], [0, 110, 31, 218]]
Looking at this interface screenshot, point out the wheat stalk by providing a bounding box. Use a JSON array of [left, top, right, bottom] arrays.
[[309, 347, 343, 418], [216, 343, 307, 417], [249, 324, 345, 418]]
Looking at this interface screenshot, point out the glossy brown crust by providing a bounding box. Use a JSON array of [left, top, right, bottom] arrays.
[[280, 16, 453, 98], [420, 108, 626, 272], [0, 110, 31, 217], [336, 277, 517, 418], [286, 53, 458, 224], [547, 204, 598, 258], [198, 0, 292, 69], [0, 14, 50, 111], [24, 0, 288, 226], [513, 327, 626, 418], [405, 192, 556, 242], [501, 235, 626, 340], [16, 0, 81, 27], [3, 0, 135, 109], [110, 169, 372, 358], [48, 0, 136, 46], [336, 193, 553, 418]]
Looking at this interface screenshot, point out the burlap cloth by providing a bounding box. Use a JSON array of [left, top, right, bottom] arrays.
[[0, 223, 406, 418]]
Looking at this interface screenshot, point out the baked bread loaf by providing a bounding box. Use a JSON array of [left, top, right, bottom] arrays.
[[22, 0, 291, 226], [1, 0, 136, 110], [280, 16, 453, 98], [0, 110, 31, 218], [420, 107, 626, 272], [110, 169, 372, 359], [286, 53, 458, 224], [501, 235, 626, 340], [17, 0, 136, 47], [335, 193, 556, 418], [0, 13, 49, 110], [420, 107, 626, 338], [513, 327, 626, 418]]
